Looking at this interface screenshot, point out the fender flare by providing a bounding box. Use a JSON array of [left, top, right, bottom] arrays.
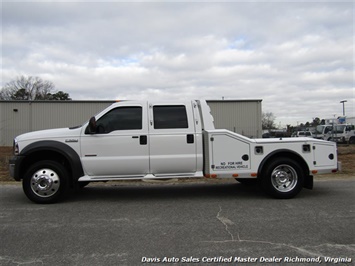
[[257, 149, 312, 189], [19, 140, 84, 183]]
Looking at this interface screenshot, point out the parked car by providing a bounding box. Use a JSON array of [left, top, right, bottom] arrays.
[[291, 131, 313, 138]]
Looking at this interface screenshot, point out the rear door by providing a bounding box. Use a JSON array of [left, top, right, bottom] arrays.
[[148, 102, 197, 176]]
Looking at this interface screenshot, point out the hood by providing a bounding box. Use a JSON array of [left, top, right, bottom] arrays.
[[16, 127, 82, 142]]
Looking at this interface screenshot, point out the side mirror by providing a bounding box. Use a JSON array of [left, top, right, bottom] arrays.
[[88, 116, 97, 134]]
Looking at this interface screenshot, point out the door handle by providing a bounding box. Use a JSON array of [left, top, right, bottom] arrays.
[[140, 135, 147, 145], [133, 135, 147, 145], [187, 134, 194, 144]]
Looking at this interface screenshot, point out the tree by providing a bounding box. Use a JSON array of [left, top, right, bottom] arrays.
[[0, 75, 71, 100], [312, 117, 321, 127], [50, 91, 72, 100], [262, 112, 276, 130]]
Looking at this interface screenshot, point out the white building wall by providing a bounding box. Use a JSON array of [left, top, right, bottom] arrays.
[[346, 117, 355, 125]]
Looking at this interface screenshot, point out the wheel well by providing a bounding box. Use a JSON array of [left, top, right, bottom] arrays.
[[258, 151, 310, 180], [20, 150, 74, 185]]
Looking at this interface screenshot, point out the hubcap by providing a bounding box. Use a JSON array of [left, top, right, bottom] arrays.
[[30, 169, 60, 197], [271, 164, 298, 192]]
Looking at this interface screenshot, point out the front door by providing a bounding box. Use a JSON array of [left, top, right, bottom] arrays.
[[80, 104, 149, 177]]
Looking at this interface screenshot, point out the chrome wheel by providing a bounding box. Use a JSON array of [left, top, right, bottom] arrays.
[[30, 168, 60, 198], [23, 160, 68, 204], [271, 164, 298, 193]]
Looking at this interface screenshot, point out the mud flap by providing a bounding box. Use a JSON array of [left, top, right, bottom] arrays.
[[304, 175, 313, 190]]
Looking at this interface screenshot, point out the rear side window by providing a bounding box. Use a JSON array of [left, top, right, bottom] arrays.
[[96, 106, 142, 133], [153, 105, 188, 129]]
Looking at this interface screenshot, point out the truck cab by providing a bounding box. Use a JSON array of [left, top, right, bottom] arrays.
[[335, 124, 355, 144], [80, 100, 204, 180]]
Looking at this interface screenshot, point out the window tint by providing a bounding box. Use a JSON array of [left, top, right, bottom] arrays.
[[153, 105, 188, 129], [96, 106, 142, 133]]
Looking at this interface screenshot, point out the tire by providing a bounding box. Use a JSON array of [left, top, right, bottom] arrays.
[[349, 137, 355, 145], [23, 160, 68, 204], [260, 158, 304, 199]]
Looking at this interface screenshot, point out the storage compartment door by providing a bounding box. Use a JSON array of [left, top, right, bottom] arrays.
[[211, 134, 251, 172], [313, 143, 337, 167]]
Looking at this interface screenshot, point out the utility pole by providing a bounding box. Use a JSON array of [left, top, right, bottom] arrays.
[[340, 100, 347, 116]]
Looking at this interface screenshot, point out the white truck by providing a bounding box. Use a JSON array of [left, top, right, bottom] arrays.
[[9, 100, 338, 203], [335, 124, 355, 144], [314, 125, 334, 141], [315, 124, 355, 144]]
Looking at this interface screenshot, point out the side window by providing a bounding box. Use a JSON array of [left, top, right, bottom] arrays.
[[96, 106, 142, 133], [153, 105, 188, 129]]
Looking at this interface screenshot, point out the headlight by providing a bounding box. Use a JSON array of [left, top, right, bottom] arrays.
[[13, 140, 19, 156]]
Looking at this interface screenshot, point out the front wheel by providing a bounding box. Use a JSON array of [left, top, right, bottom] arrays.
[[23, 160, 68, 204], [260, 158, 304, 199]]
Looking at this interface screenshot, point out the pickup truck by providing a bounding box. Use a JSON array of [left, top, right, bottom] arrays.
[[9, 100, 338, 203]]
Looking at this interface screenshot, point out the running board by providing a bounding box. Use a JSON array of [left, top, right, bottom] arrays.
[[78, 171, 203, 182]]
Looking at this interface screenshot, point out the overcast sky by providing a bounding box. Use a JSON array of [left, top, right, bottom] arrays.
[[2, 1, 354, 126]]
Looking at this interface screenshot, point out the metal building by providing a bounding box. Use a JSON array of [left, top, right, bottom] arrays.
[[0, 101, 114, 146], [0, 99, 262, 146], [207, 100, 262, 138]]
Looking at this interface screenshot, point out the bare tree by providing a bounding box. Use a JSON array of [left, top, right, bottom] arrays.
[[0, 75, 71, 100], [262, 112, 276, 130]]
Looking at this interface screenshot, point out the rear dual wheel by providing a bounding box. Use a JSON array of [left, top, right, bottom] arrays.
[[23, 160, 68, 204]]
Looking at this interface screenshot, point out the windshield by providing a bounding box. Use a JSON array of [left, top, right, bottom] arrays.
[[335, 125, 346, 133], [316, 125, 333, 134], [316, 125, 324, 134]]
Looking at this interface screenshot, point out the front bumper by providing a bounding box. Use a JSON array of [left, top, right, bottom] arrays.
[[9, 156, 25, 181], [9, 161, 15, 178]]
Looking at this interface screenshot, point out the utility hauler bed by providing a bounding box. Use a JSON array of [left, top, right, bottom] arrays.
[[203, 129, 337, 198], [9, 100, 338, 203]]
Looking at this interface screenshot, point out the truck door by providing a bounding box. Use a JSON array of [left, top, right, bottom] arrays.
[[148, 103, 197, 176], [80, 104, 149, 177]]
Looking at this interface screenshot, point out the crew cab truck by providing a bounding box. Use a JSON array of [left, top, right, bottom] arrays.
[[9, 100, 338, 203]]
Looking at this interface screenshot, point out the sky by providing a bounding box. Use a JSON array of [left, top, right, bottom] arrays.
[[1, 0, 354, 127]]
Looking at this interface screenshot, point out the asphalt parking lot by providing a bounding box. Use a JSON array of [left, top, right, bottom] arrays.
[[0, 179, 354, 266]]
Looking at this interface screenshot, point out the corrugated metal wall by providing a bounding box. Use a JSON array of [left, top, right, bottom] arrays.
[[0, 100, 262, 146], [0, 101, 114, 146], [207, 100, 262, 138], [0, 102, 31, 146]]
